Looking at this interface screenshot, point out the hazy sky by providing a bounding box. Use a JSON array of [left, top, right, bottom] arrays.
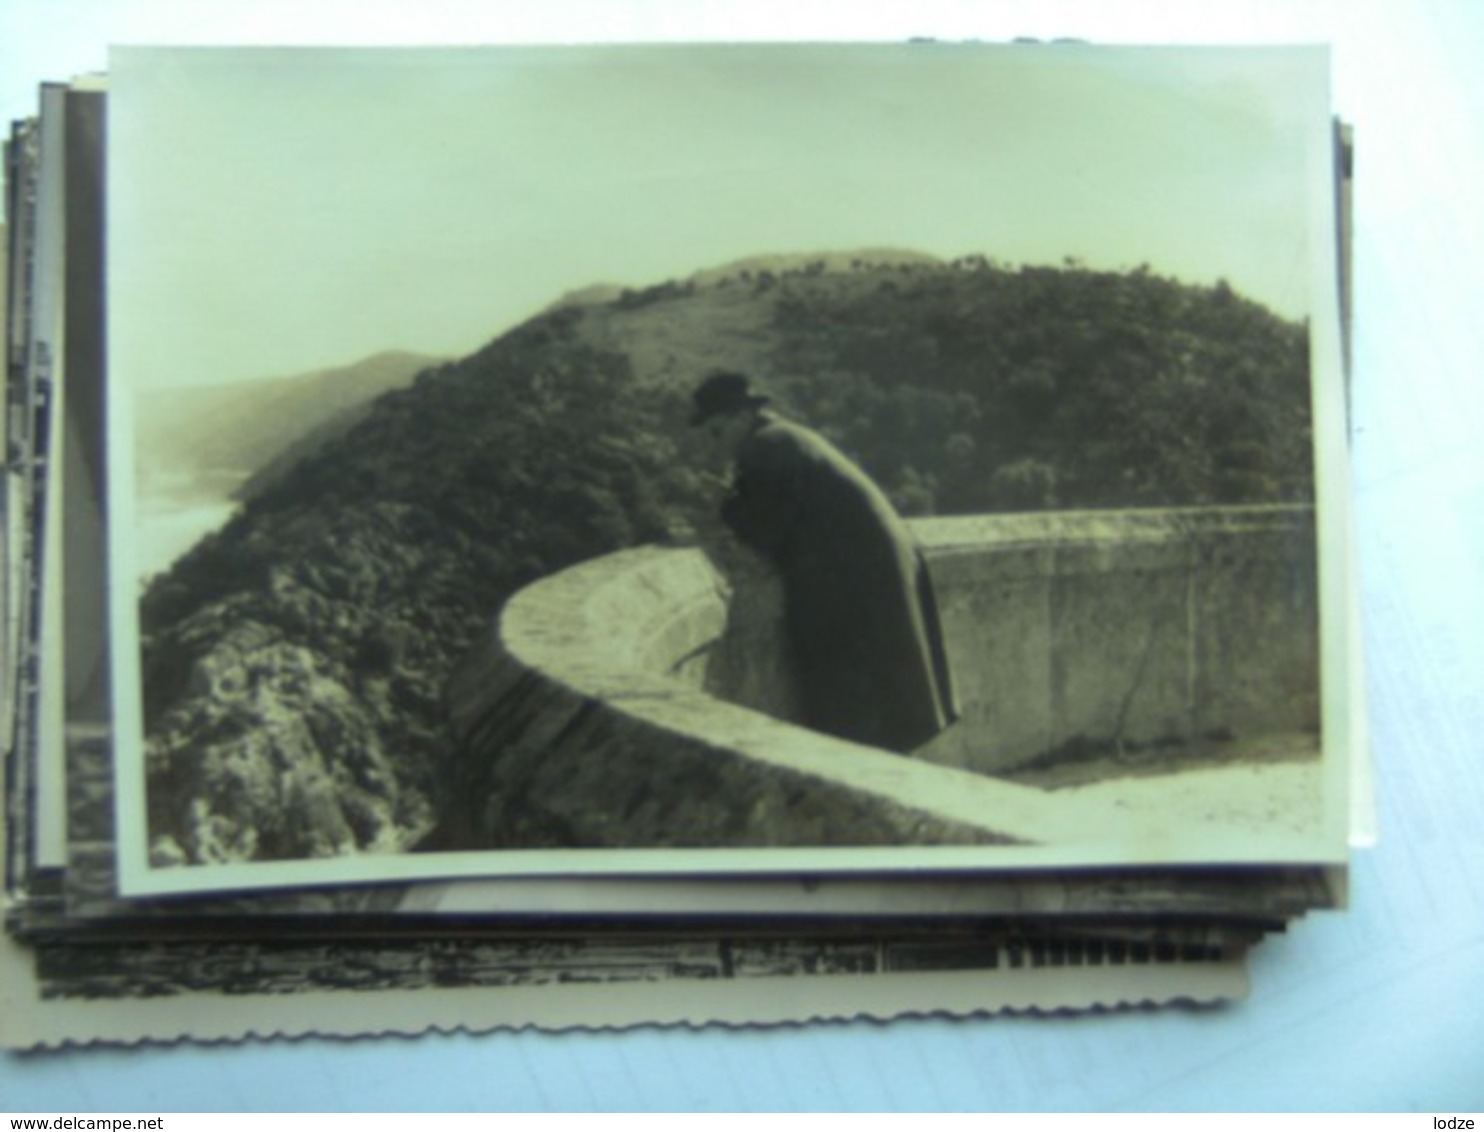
[[109, 43, 1332, 390]]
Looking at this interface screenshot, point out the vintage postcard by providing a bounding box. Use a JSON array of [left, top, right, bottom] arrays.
[[0, 890, 1254, 1050], [21, 76, 1343, 942], [104, 43, 1354, 896]]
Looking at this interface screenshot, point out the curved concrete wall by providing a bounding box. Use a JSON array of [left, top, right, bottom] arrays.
[[441, 505, 1318, 851], [441, 546, 1077, 850]]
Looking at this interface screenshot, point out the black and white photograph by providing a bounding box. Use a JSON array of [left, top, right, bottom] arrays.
[[104, 43, 1352, 896]]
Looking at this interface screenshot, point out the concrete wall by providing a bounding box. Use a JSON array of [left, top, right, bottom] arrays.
[[440, 505, 1318, 851], [441, 546, 1083, 851], [912, 506, 1319, 773]]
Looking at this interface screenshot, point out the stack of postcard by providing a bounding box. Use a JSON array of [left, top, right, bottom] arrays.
[[1, 42, 1367, 1049]]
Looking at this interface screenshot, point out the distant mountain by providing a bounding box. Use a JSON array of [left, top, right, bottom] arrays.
[[136, 350, 441, 499], [138, 253, 1311, 866]]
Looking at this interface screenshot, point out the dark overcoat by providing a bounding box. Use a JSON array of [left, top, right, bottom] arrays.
[[720, 412, 958, 753]]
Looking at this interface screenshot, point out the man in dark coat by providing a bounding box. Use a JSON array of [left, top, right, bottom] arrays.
[[691, 371, 958, 754]]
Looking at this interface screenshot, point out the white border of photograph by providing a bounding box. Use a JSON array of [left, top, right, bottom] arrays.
[[105, 42, 1352, 896]]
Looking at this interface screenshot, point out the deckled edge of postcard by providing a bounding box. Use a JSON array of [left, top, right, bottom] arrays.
[[0, 914, 1248, 1050]]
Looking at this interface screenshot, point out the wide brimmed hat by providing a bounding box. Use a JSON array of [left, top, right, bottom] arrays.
[[690, 371, 770, 426]]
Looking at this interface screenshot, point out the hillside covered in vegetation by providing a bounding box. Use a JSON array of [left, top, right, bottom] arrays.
[[138, 254, 1312, 866]]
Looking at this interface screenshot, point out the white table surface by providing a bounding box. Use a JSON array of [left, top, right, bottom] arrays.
[[1, 0, 1480, 1112]]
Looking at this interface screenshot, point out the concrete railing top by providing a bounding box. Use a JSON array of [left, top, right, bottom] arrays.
[[912, 503, 1314, 551], [505, 506, 1315, 680]]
